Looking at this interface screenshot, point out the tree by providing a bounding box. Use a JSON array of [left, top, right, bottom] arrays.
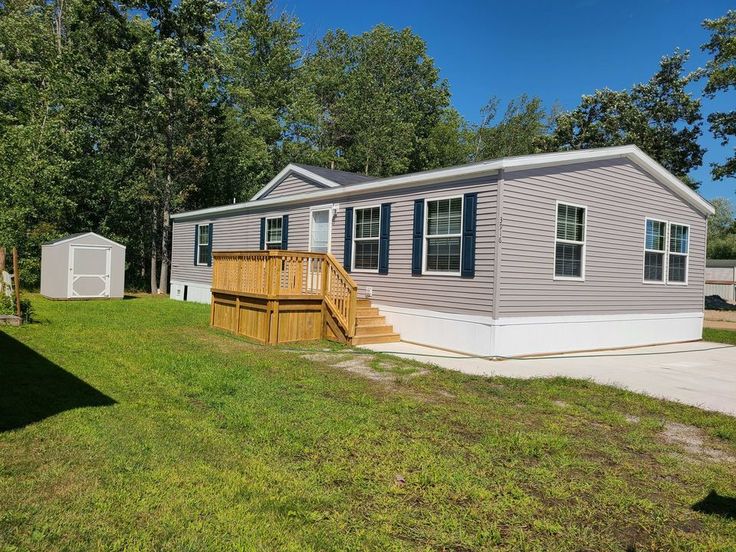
[[707, 198, 736, 258], [549, 52, 704, 188], [474, 95, 551, 160], [701, 10, 736, 181], [290, 25, 454, 177], [128, 0, 223, 293], [204, 0, 302, 204]]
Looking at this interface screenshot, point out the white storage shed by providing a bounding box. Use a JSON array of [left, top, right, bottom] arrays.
[[41, 232, 125, 299]]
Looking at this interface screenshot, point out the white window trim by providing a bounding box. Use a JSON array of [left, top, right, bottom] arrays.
[[352, 204, 381, 273], [667, 222, 690, 286], [422, 195, 464, 277], [553, 200, 587, 282], [642, 217, 668, 285], [196, 224, 210, 266], [265, 216, 283, 250], [308, 204, 334, 254], [642, 218, 689, 286]]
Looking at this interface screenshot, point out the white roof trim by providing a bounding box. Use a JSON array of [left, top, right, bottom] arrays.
[[42, 232, 126, 248], [172, 145, 714, 220], [250, 164, 341, 201]]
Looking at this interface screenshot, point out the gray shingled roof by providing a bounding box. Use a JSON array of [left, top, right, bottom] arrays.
[[293, 163, 375, 186]]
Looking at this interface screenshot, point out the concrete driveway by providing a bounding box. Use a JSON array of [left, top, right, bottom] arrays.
[[361, 341, 736, 416]]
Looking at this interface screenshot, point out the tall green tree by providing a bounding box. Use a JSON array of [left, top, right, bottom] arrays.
[[707, 198, 736, 258], [549, 52, 704, 188], [290, 25, 454, 177], [474, 95, 551, 160], [701, 10, 736, 181], [204, 0, 302, 204], [128, 0, 222, 292]]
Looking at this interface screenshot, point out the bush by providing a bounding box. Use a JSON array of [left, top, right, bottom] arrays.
[[0, 294, 33, 322]]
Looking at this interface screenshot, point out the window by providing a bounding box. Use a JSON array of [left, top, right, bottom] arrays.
[[425, 197, 462, 273], [353, 206, 380, 270], [668, 223, 689, 283], [265, 217, 283, 249], [554, 203, 586, 279], [643, 219, 667, 282], [197, 225, 210, 265]]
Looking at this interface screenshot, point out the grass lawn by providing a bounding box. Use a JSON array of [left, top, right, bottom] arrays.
[[704, 327, 736, 346], [1, 296, 736, 551]]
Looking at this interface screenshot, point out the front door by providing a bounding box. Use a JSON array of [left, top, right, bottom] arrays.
[[310, 209, 331, 253], [309, 209, 331, 292]]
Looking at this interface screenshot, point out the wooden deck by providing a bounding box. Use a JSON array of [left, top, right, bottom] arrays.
[[210, 250, 397, 345]]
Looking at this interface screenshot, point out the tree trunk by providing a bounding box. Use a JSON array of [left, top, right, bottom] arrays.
[[150, 207, 158, 294], [53, 0, 64, 55], [158, 86, 174, 295], [158, 188, 170, 294]]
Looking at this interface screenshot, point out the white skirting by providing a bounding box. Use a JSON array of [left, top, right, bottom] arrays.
[[170, 280, 211, 304], [376, 304, 704, 357]]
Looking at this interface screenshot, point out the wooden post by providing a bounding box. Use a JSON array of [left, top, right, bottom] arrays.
[[0, 247, 5, 272], [12, 247, 21, 317]]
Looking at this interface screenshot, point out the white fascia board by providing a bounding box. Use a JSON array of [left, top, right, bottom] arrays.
[[171, 145, 714, 221], [249, 164, 341, 201]]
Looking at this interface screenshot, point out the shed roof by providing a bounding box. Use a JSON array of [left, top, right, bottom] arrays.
[[707, 259, 736, 268], [42, 232, 124, 248]]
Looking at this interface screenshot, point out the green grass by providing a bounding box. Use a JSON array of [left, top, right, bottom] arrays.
[[704, 327, 736, 345], [1, 296, 735, 551]]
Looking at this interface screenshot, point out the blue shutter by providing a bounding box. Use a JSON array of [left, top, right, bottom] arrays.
[[411, 199, 424, 276], [343, 207, 353, 272], [281, 215, 289, 250], [207, 223, 213, 267], [461, 193, 477, 278], [378, 203, 391, 274], [193, 224, 199, 265], [259, 217, 266, 250]]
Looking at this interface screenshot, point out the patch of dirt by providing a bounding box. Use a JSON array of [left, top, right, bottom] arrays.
[[624, 414, 640, 424], [553, 400, 569, 408], [661, 422, 735, 463]]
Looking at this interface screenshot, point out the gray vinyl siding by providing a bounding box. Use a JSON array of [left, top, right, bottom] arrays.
[[498, 159, 707, 317], [171, 176, 498, 316], [331, 177, 497, 316], [261, 174, 326, 199]]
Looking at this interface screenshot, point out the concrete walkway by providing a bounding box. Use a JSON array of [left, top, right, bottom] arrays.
[[360, 341, 736, 416]]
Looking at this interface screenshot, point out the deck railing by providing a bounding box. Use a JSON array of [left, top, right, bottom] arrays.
[[210, 250, 358, 343]]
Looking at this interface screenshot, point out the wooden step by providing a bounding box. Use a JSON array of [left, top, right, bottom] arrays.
[[357, 298, 373, 308], [356, 315, 387, 327], [357, 307, 379, 317], [355, 324, 395, 337], [351, 332, 401, 345]]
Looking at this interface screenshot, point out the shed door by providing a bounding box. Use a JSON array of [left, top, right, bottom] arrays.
[[69, 245, 111, 298]]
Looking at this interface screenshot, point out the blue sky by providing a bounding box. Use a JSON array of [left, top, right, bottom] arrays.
[[276, 0, 735, 200]]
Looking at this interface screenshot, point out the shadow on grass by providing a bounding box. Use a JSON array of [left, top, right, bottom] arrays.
[[692, 490, 736, 519], [0, 331, 115, 432]]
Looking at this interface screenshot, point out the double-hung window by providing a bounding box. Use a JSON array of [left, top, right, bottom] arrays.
[[643, 219, 688, 284], [265, 217, 283, 249], [425, 197, 462, 274], [554, 202, 586, 279], [353, 206, 380, 271], [197, 225, 210, 265], [668, 223, 689, 283], [643, 219, 667, 282]]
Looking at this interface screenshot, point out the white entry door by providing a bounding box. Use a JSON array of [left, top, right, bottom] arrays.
[[69, 245, 111, 298], [310, 209, 331, 253]]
